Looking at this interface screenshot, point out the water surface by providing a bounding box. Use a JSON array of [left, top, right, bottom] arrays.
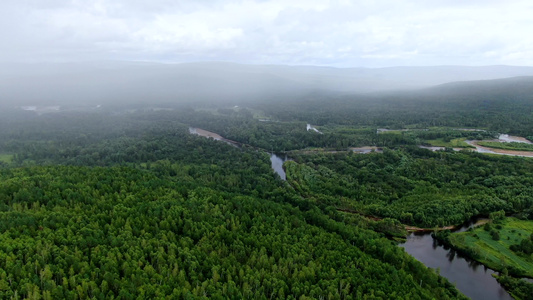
[[270, 153, 289, 180], [400, 221, 512, 300]]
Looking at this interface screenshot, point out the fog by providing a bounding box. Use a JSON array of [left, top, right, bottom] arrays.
[[2, 1, 533, 110], [2, 61, 533, 108]]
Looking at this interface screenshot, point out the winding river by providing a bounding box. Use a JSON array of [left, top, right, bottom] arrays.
[[400, 219, 513, 300], [189, 127, 290, 180], [420, 134, 533, 158], [189, 127, 527, 298]]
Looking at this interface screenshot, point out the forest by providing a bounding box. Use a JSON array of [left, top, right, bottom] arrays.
[[286, 148, 533, 227], [0, 165, 466, 299], [1, 76, 533, 299], [0, 108, 469, 299]]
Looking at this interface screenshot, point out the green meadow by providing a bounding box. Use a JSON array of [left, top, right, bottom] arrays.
[[0, 154, 13, 163], [425, 138, 473, 148], [449, 217, 533, 277], [477, 141, 533, 152]]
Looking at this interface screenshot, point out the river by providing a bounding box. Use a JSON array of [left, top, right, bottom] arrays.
[[189, 126, 526, 298], [400, 219, 513, 300], [464, 140, 533, 157], [270, 153, 289, 180], [189, 127, 289, 180], [419, 139, 533, 158], [189, 127, 240, 148], [498, 134, 532, 144]]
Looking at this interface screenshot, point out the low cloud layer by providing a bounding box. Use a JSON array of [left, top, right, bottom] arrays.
[[1, 0, 532, 67]]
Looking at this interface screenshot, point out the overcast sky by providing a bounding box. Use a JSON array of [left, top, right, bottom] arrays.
[[1, 0, 532, 67]]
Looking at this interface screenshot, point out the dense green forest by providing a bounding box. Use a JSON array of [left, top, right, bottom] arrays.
[[286, 148, 533, 227], [0, 166, 465, 299], [252, 76, 533, 138], [2, 77, 533, 299], [0, 108, 470, 299]]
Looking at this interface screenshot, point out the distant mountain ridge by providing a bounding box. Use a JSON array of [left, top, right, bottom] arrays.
[[1, 61, 533, 106], [426, 75, 533, 93], [397, 76, 533, 104]]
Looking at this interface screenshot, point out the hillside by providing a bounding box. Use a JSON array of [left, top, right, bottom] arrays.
[[2, 62, 533, 107]]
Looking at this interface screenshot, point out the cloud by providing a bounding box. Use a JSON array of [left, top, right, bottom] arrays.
[[1, 0, 532, 66]]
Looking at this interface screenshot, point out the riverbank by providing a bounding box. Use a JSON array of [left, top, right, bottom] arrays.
[[401, 228, 513, 300], [189, 127, 242, 147], [337, 210, 518, 299], [445, 217, 533, 278], [335, 207, 489, 233], [495, 275, 533, 300], [466, 140, 533, 157], [477, 141, 533, 152]]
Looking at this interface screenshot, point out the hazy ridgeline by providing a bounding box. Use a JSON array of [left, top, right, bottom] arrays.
[[2, 61, 533, 107]]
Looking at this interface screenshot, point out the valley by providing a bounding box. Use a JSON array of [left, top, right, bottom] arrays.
[[1, 72, 533, 299], [3, 0, 533, 298]]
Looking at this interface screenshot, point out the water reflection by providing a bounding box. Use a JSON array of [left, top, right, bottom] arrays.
[[270, 153, 289, 180], [446, 249, 455, 262], [400, 226, 512, 300]]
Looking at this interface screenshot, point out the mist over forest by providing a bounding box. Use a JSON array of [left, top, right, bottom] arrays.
[[2, 61, 533, 108], [2, 0, 533, 298], [3, 62, 533, 299]]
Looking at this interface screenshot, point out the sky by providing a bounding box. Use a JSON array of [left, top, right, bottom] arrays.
[[1, 0, 533, 67]]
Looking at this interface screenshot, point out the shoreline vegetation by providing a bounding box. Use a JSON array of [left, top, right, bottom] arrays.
[[432, 216, 533, 299], [434, 217, 533, 278], [477, 141, 533, 152], [336, 207, 488, 233], [495, 275, 533, 300]]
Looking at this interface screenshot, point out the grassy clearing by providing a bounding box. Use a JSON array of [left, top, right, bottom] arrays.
[[323, 125, 373, 135], [448, 217, 533, 277], [425, 138, 473, 148], [247, 108, 270, 119], [478, 141, 533, 152], [0, 154, 13, 163], [377, 130, 405, 135]]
